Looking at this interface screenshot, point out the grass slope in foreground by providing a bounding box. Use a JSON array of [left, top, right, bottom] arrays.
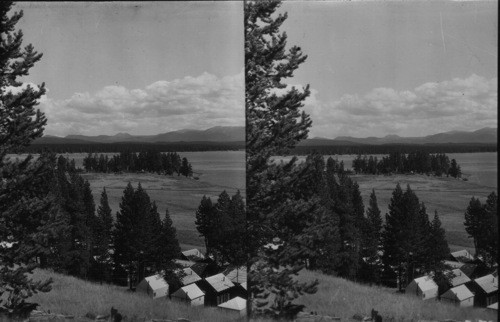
[[30, 269, 244, 322], [295, 270, 496, 321]]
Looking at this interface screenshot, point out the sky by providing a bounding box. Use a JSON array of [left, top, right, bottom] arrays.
[[15, 2, 244, 136], [279, 1, 498, 138], [13, 1, 498, 138]]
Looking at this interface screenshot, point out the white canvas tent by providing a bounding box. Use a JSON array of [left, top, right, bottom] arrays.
[[136, 274, 169, 299], [405, 275, 438, 300], [171, 283, 205, 306], [218, 296, 247, 316], [441, 284, 474, 307], [449, 268, 471, 287]]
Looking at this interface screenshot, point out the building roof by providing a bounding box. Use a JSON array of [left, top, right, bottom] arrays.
[[205, 273, 234, 293], [240, 282, 247, 290], [182, 249, 205, 261], [474, 274, 498, 294], [218, 296, 247, 311], [451, 250, 474, 263], [143, 274, 169, 291], [223, 266, 247, 284], [190, 262, 209, 277], [174, 259, 196, 268], [459, 263, 478, 278], [413, 276, 438, 292], [444, 260, 465, 269], [179, 267, 202, 286], [442, 284, 474, 301], [172, 283, 204, 300], [449, 268, 471, 287], [487, 302, 498, 310]]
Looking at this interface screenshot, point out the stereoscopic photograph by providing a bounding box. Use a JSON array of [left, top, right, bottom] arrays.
[[0, 1, 497, 322]]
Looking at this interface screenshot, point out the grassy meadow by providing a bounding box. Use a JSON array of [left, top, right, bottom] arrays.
[[295, 269, 497, 321], [30, 269, 244, 322]]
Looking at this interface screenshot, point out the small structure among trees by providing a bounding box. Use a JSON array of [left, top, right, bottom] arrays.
[[471, 275, 498, 307], [405, 276, 439, 300], [136, 274, 170, 299], [171, 283, 205, 306], [440, 284, 475, 307]]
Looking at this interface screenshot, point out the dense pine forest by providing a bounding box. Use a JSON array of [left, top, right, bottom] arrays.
[[292, 143, 496, 156], [21, 141, 244, 154], [351, 151, 462, 177], [81, 151, 193, 177]]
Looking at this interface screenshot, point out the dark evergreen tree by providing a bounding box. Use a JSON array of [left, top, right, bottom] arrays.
[[179, 157, 190, 177], [158, 209, 183, 293], [381, 184, 409, 291], [482, 192, 498, 267], [94, 187, 114, 283], [219, 190, 247, 267], [361, 189, 383, 284], [464, 197, 484, 256], [448, 159, 461, 178], [195, 195, 216, 257], [113, 182, 138, 288], [0, 6, 50, 313], [427, 211, 450, 272], [246, 0, 317, 317]]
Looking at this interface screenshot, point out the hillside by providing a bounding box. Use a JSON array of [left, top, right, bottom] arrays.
[[46, 126, 245, 144], [29, 269, 244, 322], [303, 127, 498, 146], [295, 269, 497, 321]]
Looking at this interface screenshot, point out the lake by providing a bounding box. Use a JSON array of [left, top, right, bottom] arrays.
[[274, 152, 497, 189], [274, 152, 497, 252], [7, 150, 245, 250]]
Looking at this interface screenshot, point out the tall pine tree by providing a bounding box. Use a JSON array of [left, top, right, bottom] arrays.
[[0, 1, 55, 317], [94, 187, 114, 283], [245, 0, 317, 318]]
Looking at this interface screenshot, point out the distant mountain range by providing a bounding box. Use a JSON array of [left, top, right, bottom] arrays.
[[36, 126, 496, 145], [300, 127, 497, 146], [36, 126, 245, 144]]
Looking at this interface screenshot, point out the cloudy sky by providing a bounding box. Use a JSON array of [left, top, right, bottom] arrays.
[[14, 1, 498, 139], [280, 1, 497, 138], [15, 2, 244, 136]]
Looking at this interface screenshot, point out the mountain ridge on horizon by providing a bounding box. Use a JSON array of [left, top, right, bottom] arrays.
[[38, 125, 245, 144], [37, 126, 496, 145], [306, 127, 497, 145]]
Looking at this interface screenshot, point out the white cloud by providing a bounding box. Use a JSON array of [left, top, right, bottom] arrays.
[[304, 74, 497, 138], [38, 71, 244, 136]]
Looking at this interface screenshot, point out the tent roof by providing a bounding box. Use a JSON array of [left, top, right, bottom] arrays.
[[451, 249, 474, 262], [442, 284, 474, 301], [205, 273, 234, 292], [180, 267, 201, 286], [449, 268, 471, 286], [413, 275, 438, 292], [143, 274, 169, 291], [174, 259, 196, 268], [172, 283, 204, 300], [487, 302, 498, 310], [474, 274, 498, 294], [182, 249, 205, 260], [218, 297, 247, 311], [444, 260, 465, 269]]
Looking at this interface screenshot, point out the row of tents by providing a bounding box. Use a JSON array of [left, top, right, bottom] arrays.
[[405, 249, 498, 310], [135, 249, 248, 316]]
